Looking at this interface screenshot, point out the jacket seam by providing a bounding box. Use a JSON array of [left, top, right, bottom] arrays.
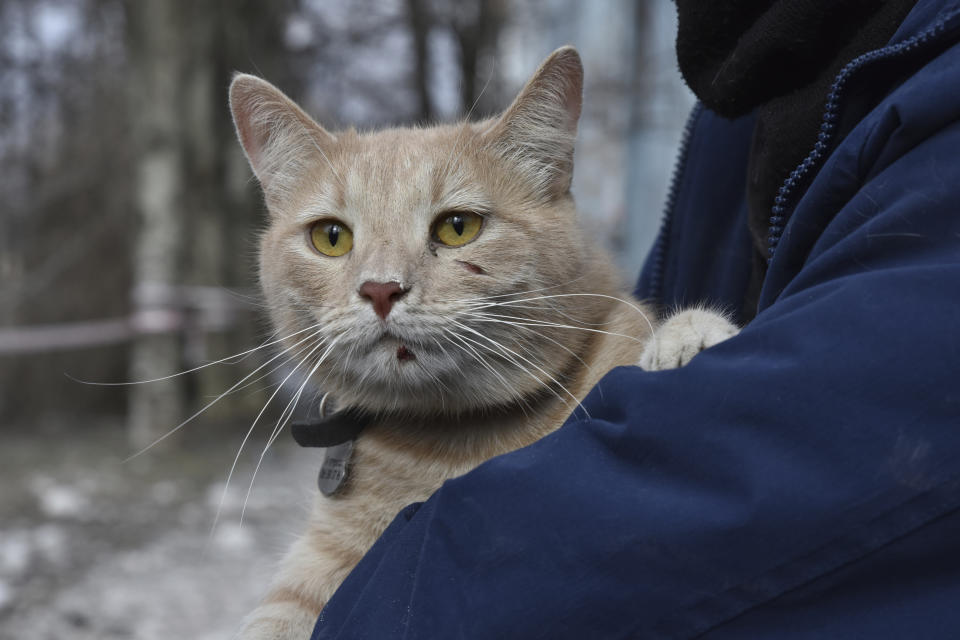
[[645, 475, 960, 639]]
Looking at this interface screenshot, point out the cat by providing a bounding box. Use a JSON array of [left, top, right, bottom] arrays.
[[228, 46, 738, 639]]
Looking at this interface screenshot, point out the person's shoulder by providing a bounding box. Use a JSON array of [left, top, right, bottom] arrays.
[[852, 3, 960, 176]]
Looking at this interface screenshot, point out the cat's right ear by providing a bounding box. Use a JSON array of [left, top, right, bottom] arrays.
[[229, 74, 336, 203], [483, 46, 583, 200]]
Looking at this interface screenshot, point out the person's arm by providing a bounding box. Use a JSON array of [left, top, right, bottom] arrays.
[[311, 116, 960, 639]]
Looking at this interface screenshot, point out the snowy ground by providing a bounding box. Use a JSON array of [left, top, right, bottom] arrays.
[[0, 418, 321, 639]]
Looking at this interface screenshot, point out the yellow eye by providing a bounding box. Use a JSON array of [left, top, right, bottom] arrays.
[[310, 220, 353, 257], [432, 211, 483, 247]]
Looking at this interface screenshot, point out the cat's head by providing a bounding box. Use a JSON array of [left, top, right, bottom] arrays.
[[230, 47, 618, 416]]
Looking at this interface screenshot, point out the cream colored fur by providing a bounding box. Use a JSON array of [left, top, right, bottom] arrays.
[[229, 47, 737, 639]]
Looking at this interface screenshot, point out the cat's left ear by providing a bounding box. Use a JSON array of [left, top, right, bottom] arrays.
[[229, 74, 336, 206], [484, 46, 583, 199]]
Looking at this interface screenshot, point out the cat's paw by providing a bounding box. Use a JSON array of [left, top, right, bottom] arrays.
[[638, 308, 738, 371]]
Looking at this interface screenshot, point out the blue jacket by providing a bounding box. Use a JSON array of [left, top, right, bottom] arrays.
[[313, 1, 960, 637]]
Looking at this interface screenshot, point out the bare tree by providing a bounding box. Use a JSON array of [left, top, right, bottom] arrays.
[[123, 0, 302, 448], [0, 0, 132, 423], [406, 0, 434, 121], [124, 0, 190, 450], [446, 0, 505, 115]]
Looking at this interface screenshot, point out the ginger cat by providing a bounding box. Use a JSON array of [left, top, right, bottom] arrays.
[[229, 47, 737, 639]]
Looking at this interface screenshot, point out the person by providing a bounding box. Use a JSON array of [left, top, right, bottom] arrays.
[[311, 1, 960, 637]]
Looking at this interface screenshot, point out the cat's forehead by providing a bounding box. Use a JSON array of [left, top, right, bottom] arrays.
[[326, 125, 489, 211], [343, 125, 471, 172]]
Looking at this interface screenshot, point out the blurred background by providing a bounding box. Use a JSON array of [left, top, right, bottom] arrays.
[[0, 0, 692, 637]]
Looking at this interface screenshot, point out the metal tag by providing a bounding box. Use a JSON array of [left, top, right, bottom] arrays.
[[318, 439, 354, 497]]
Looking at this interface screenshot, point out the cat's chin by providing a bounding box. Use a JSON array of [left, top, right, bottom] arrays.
[[325, 342, 528, 416], [371, 334, 418, 363], [322, 340, 455, 413], [364, 335, 428, 367]]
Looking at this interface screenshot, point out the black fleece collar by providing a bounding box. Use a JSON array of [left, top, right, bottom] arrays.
[[675, 0, 910, 118], [676, 0, 917, 320]]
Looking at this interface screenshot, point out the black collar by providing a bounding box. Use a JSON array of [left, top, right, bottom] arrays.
[[290, 407, 369, 448]]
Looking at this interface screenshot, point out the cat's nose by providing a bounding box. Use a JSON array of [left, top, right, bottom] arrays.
[[358, 280, 409, 320]]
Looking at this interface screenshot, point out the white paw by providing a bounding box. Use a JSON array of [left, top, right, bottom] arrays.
[[638, 308, 738, 371]]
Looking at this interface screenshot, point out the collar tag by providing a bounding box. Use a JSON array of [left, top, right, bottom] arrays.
[[290, 396, 368, 497], [318, 440, 354, 496]]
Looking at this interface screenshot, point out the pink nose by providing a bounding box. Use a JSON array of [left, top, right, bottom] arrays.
[[358, 281, 408, 320]]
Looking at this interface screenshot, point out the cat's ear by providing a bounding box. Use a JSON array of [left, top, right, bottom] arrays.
[[229, 74, 336, 202], [485, 46, 583, 198]]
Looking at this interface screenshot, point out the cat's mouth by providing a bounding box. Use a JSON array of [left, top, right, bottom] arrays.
[[373, 333, 417, 362]]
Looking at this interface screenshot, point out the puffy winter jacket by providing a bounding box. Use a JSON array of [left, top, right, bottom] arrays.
[[313, 1, 960, 637]]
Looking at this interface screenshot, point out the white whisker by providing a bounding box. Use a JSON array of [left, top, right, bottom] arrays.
[[213, 335, 328, 399], [450, 319, 585, 417], [463, 311, 646, 345], [68, 324, 321, 386], [484, 315, 592, 371], [210, 333, 336, 536], [449, 274, 589, 305], [440, 58, 497, 181], [483, 293, 656, 336], [123, 326, 326, 462], [442, 329, 531, 415], [238, 336, 341, 527]]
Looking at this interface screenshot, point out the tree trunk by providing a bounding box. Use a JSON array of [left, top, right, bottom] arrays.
[[450, 0, 504, 116], [125, 0, 188, 451], [124, 0, 303, 449], [406, 0, 433, 121]]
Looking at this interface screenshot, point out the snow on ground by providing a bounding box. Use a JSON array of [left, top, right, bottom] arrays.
[[0, 419, 321, 639]]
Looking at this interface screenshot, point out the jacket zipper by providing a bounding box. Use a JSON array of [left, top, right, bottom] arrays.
[[767, 11, 959, 262], [644, 102, 703, 304]]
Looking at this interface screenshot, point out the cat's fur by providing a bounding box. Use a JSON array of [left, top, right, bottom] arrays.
[[229, 47, 737, 639]]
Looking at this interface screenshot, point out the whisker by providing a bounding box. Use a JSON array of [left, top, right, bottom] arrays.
[[447, 330, 541, 418], [264, 339, 340, 453], [238, 337, 341, 527], [468, 301, 617, 328], [450, 319, 586, 417], [68, 324, 322, 386], [211, 335, 326, 399], [482, 293, 656, 337], [439, 57, 497, 181], [209, 333, 334, 537], [123, 326, 325, 462], [462, 311, 646, 345], [478, 315, 592, 372], [442, 329, 532, 416], [448, 274, 589, 305]]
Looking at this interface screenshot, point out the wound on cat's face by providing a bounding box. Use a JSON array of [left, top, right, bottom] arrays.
[[229, 47, 619, 416]]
